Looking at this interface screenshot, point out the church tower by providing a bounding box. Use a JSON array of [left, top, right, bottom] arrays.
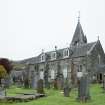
[[70, 16, 87, 47]]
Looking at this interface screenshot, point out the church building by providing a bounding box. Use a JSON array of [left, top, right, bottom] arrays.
[[26, 18, 105, 88]]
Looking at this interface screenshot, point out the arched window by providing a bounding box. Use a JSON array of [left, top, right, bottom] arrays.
[[98, 54, 101, 64]]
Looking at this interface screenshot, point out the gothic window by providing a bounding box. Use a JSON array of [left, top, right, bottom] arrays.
[[98, 54, 101, 64], [51, 52, 56, 60], [41, 53, 45, 62], [77, 65, 83, 78], [78, 65, 82, 72], [63, 49, 69, 58], [51, 69, 55, 79], [63, 66, 67, 78]]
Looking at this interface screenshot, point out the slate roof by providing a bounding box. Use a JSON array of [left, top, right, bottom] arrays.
[[22, 41, 97, 65], [19, 57, 38, 65], [45, 41, 97, 59]]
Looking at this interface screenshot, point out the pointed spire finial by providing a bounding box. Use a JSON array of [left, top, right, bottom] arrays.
[[78, 11, 80, 22], [97, 35, 99, 41]]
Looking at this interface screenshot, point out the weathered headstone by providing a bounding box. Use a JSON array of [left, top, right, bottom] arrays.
[[53, 78, 58, 89], [16, 79, 23, 88], [77, 75, 90, 102], [31, 76, 36, 88], [4, 75, 11, 88], [31, 72, 39, 89], [24, 78, 30, 88], [63, 79, 71, 97], [37, 79, 44, 94], [103, 74, 105, 90], [0, 87, 5, 96], [56, 75, 64, 90], [23, 70, 30, 88]]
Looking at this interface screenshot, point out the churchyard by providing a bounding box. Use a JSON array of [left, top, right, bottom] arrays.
[[0, 58, 105, 105], [0, 84, 105, 105]]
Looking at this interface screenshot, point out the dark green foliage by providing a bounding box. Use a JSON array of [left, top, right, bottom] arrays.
[[0, 58, 12, 74], [0, 58, 12, 86]]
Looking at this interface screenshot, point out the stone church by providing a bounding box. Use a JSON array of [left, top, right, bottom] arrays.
[[24, 19, 105, 88]]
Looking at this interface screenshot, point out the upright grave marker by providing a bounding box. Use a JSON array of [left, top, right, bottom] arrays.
[[77, 71, 90, 102], [37, 70, 44, 94]]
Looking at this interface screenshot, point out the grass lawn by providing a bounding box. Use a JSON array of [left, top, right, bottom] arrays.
[[0, 84, 105, 105]]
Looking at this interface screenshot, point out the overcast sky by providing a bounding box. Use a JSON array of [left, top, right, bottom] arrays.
[[0, 0, 105, 60]]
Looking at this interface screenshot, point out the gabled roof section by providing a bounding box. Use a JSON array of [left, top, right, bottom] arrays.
[[71, 21, 87, 46], [71, 41, 97, 57]]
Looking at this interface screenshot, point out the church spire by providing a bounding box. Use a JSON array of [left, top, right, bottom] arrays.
[[70, 13, 87, 46]]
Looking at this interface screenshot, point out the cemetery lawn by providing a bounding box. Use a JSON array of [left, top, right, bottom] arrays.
[[0, 84, 105, 105]]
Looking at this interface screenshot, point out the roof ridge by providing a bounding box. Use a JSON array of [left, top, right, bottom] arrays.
[[87, 42, 97, 55]]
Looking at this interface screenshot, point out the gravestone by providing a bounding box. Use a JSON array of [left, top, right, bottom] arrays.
[[53, 78, 58, 89], [31, 71, 35, 88], [23, 70, 30, 88], [56, 74, 64, 90], [37, 79, 44, 94], [0, 87, 5, 96], [77, 75, 90, 102], [24, 78, 30, 88], [16, 79, 23, 88], [31, 72, 39, 89], [31, 76, 36, 88], [103, 74, 105, 91], [4, 75, 11, 88], [63, 79, 71, 97]]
